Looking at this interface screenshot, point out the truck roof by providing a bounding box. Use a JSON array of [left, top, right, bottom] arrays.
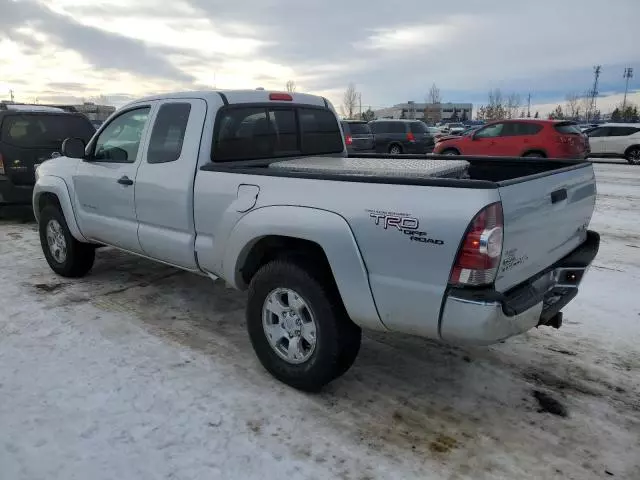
[[126, 89, 329, 109]]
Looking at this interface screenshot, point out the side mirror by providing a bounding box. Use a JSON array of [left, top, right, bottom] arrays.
[[61, 138, 86, 159]]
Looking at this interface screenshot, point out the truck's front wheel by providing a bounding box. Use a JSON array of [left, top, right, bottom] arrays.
[[39, 205, 95, 278], [247, 260, 361, 391]]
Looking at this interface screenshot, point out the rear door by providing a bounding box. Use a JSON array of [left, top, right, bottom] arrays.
[[135, 99, 207, 269], [502, 122, 544, 156], [586, 126, 610, 154], [494, 164, 596, 292], [409, 121, 434, 151], [347, 122, 375, 152], [0, 113, 95, 185], [603, 126, 640, 154]]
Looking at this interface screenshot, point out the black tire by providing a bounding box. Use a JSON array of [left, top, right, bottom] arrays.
[[247, 259, 361, 391], [440, 148, 459, 156], [388, 144, 403, 155], [39, 205, 95, 278], [625, 146, 640, 165], [523, 152, 545, 158]]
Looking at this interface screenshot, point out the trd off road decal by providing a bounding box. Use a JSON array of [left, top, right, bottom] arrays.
[[366, 210, 444, 246]]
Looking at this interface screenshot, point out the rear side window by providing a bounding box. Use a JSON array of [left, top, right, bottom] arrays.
[[503, 122, 543, 136], [147, 103, 191, 164], [409, 122, 428, 134], [299, 108, 343, 155], [1, 114, 95, 148], [554, 123, 582, 135], [340, 122, 351, 135], [213, 106, 342, 162], [347, 122, 371, 135], [609, 126, 640, 136], [388, 122, 406, 134]]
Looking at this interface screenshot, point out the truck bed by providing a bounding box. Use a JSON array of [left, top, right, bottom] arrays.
[[202, 153, 590, 188]]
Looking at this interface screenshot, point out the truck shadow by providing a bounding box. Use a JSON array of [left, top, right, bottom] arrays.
[[40, 248, 638, 477]]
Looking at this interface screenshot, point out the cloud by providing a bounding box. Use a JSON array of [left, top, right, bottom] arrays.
[[1, 0, 639, 112], [0, 0, 194, 83]]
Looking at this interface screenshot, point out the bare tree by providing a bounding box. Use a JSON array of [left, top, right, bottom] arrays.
[[285, 80, 296, 93], [506, 93, 521, 119], [342, 83, 358, 119], [486, 88, 505, 120], [427, 83, 441, 104], [581, 90, 593, 121], [565, 92, 580, 119]]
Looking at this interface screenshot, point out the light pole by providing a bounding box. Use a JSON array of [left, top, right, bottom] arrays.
[[622, 67, 634, 112]]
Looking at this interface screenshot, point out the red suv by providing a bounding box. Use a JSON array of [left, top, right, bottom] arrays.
[[433, 120, 589, 159]]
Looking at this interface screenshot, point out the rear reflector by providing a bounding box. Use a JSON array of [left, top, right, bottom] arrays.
[[449, 202, 504, 287], [0, 153, 4, 175], [345, 135, 353, 145], [269, 93, 293, 101]]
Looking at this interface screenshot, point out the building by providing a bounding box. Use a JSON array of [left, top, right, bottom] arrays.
[[374, 101, 473, 124]]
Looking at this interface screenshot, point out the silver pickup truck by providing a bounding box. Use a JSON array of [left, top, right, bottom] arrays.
[[33, 90, 599, 391]]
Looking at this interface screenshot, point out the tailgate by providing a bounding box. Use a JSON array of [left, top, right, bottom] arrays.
[[494, 163, 596, 292]]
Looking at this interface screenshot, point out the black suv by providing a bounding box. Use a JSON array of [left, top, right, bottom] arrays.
[[368, 119, 435, 154], [340, 120, 375, 154], [0, 105, 95, 204]]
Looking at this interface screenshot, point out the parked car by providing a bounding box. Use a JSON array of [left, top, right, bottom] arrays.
[[427, 126, 446, 141], [0, 104, 95, 205], [434, 119, 589, 159], [441, 123, 466, 135], [34, 89, 599, 391], [368, 119, 434, 154], [585, 123, 640, 164], [340, 120, 375, 154]]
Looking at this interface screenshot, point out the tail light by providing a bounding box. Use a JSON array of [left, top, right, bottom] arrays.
[[555, 135, 573, 145], [345, 135, 353, 145], [407, 132, 415, 142], [0, 153, 4, 175], [449, 202, 504, 287]]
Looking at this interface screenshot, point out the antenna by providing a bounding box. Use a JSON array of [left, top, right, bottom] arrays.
[[587, 65, 601, 122]]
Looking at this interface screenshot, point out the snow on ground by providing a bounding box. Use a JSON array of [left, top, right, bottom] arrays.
[[0, 163, 639, 480]]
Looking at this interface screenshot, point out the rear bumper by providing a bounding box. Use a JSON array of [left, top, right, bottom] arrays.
[[439, 230, 599, 345], [0, 176, 34, 205]]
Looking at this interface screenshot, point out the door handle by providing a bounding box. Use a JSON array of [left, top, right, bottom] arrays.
[[117, 176, 134, 186]]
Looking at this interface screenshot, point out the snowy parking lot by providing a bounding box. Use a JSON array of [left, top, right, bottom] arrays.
[[1, 162, 638, 480]]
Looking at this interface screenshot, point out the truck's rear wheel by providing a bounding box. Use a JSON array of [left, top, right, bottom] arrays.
[[39, 205, 95, 278], [247, 259, 361, 391]]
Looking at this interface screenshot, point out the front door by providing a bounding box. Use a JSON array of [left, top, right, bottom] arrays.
[[72, 106, 153, 252], [469, 122, 506, 155], [586, 126, 610, 155]]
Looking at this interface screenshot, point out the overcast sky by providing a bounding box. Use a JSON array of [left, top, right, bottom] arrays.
[[1, 0, 639, 115]]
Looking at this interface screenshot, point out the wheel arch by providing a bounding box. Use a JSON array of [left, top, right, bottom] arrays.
[[521, 149, 547, 158], [388, 142, 403, 153], [223, 206, 385, 332], [439, 146, 461, 155], [33, 177, 87, 242], [624, 144, 640, 156]]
